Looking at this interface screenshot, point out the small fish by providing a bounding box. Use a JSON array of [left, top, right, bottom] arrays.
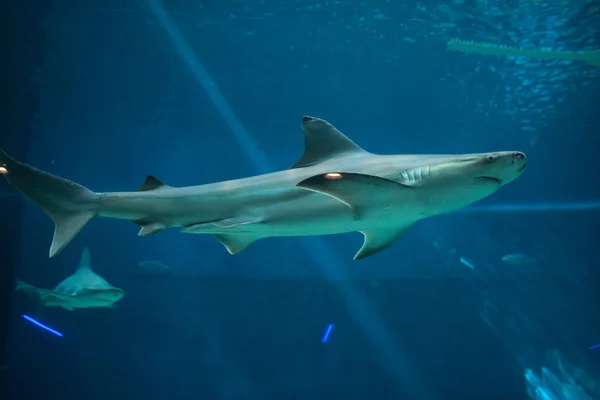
[[138, 259, 172, 274], [501, 253, 538, 265]]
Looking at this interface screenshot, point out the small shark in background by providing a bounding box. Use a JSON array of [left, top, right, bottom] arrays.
[[16, 247, 124, 311], [0, 116, 527, 260]]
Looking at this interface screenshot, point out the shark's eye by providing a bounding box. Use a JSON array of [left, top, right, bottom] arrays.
[[486, 155, 496, 162]]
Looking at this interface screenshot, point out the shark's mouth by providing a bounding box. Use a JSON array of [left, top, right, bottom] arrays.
[[477, 176, 501, 184]]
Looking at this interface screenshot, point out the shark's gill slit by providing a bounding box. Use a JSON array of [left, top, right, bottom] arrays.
[[400, 165, 430, 184]]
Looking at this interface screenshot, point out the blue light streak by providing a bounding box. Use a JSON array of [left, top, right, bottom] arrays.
[[459, 257, 475, 269], [321, 324, 334, 343], [22, 315, 63, 337], [460, 201, 600, 213]]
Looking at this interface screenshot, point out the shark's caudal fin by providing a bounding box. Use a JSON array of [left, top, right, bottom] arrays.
[[290, 116, 368, 169], [15, 279, 31, 291], [0, 150, 99, 258]]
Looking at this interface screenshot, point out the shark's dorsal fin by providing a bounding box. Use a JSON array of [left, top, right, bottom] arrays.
[[77, 247, 92, 272], [137, 176, 170, 191], [290, 116, 367, 169]]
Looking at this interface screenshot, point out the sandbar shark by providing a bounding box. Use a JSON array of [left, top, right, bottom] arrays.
[[16, 247, 124, 310], [0, 116, 527, 260]]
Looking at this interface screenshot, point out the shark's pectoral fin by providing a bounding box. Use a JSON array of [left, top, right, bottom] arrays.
[[290, 116, 368, 169], [297, 172, 414, 218], [181, 216, 263, 233], [212, 234, 261, 254], [355, 224, 415, 260], [18, 283, 72, 302]]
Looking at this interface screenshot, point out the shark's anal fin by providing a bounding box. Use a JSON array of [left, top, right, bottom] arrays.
[[212, 234, 261, 254], [132, 218, 168, 236], [290, 116, 367, 169], [137, 176, 170, 191], [355, 224, 415, 260], [297, 172, 414, 218], [137, 222, 167, 236]]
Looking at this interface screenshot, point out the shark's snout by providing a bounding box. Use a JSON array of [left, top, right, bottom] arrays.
[[489, 151, 528, 185], [512, 152, 527, 172]]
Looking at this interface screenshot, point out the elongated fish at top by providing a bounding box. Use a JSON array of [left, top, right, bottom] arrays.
[[0, 116, 527, 260]]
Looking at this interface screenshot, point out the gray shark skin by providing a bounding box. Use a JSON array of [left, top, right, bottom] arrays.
[[16, 247, 124, 311], [0, 116, 527, 260]]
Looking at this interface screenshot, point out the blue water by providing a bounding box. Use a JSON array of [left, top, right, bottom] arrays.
[[4, 1, 599, 399]]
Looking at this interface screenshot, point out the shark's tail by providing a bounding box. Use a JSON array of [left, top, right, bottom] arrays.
[[0, 149, 99, 257], [15, 279, 30, 291]]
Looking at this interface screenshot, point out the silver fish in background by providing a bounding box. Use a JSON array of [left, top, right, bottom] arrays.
[[501, 253, 538, 265]]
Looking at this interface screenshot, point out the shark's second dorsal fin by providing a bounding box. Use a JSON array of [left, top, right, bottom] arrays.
[[137, 176, 170, 191], [290, 116, 367, 169], [77, 247, 92, 272]]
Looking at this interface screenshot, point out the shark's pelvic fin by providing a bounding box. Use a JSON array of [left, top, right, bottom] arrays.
[[77, 247, 92, 271], [290, 116, 368, 169], [212, 233, 260, 254], [297, 172, 415, 218], [181, 217, 263, 253], [355, 224, 415, 260], [137, 175, 170, 191]]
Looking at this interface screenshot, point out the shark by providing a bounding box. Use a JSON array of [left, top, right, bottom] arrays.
[[16, 247, 124, 310], [0, 116, 527, 260]]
